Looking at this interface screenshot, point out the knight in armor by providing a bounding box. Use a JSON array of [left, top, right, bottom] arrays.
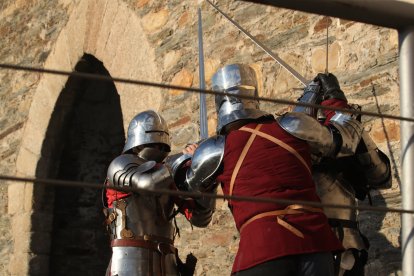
[[168, 63, 373, 275], [103, 110, 208, 276], [305, 74, 392, 276]]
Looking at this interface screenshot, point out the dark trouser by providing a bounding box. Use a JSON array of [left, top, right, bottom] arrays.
[[233, 252, 335, 276]]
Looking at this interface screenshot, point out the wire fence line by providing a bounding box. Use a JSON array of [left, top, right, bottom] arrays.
[[0, 174, 410, 215], [0, 63, 412, 123], [0, 63, 407, 215]]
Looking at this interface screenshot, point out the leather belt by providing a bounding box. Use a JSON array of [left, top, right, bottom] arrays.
[[239, 204, 324, 238]]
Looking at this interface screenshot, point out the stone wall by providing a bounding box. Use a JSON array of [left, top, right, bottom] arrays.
[[0, 0, 402, 275]]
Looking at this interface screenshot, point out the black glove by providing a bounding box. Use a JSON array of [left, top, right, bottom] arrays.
[[315, 73, 347, 101]]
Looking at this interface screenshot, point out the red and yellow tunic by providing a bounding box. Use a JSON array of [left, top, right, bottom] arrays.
[[216, 119, 343, 273]]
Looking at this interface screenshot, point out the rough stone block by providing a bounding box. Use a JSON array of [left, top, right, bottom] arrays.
[[8, 253, 30, 276], [371, 120, 400, 143], [169, 68, 193, 96], [15, 147, 39, 178], [94, 0, 119, 59], [13, 230, 31, 253], [142, 9, 169, 33], [11, 212, 32, 234], [63, 0, 88, 67], [19, 120, 46, 159], [84, 0, 108, 54], [7, 183, 26, 214], [102, 9, 131, 70], [24, 183, 34, 212]]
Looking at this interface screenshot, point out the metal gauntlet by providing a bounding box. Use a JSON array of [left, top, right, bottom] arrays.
[[107, 154, 173, 190]]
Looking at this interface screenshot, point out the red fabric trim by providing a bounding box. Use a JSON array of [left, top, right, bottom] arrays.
[[105, 179, 130, 208], [321, 99, 349, 125]]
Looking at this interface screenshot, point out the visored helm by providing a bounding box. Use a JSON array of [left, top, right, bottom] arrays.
[[212, 64, 270, 134], [123, 110, 171, 162]]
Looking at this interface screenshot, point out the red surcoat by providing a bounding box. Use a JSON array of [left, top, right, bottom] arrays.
[[216, 119, 343, 273]]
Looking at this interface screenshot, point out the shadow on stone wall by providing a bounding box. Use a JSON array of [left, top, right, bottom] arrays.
[[360, 193, 401, 275], [31, 54, 124, 275], [363, 84, 402, 275]]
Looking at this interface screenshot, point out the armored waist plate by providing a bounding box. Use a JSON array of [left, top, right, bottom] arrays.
[[111, 247, 178, 276], [186, 135, 225, 192], [277, 112, 336, 157]]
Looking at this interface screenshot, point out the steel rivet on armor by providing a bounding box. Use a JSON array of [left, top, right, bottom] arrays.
[[109, 212, 117, 222], [120, 229, 134, 239]]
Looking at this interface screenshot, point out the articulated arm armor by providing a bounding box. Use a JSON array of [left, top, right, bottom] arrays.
[[167, 136, 225, 227], [284, 73, 362, 159], [356, 130, 392, 189], [107, 154, 172, 191], [277, 111, 363, 158]]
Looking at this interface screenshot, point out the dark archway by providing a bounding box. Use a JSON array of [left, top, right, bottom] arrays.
[[32, 54, 124, 275]]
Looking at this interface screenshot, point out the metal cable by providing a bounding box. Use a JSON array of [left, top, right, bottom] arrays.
[[372, 84, 402, 189], [0, 174, 411, 214], [0, 62, 405, 216], [0, 63, 412, 123]]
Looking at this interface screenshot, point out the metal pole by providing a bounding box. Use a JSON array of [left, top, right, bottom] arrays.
[[198, 5, 208, 140], [399, 26, 414, 276]]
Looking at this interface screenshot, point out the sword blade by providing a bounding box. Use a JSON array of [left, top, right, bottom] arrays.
[[198, 6, 209, 139], [206, 0, 309, 86]]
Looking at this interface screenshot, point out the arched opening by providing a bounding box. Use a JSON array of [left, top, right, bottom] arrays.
[[31, 54, 124, 275]]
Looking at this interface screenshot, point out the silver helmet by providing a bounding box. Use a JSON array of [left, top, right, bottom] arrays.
[[212, 64, 270, 134], [123, 110, 171, 162]]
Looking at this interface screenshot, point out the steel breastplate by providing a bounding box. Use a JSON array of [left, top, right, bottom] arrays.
[[108, 195, 175, 240]]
